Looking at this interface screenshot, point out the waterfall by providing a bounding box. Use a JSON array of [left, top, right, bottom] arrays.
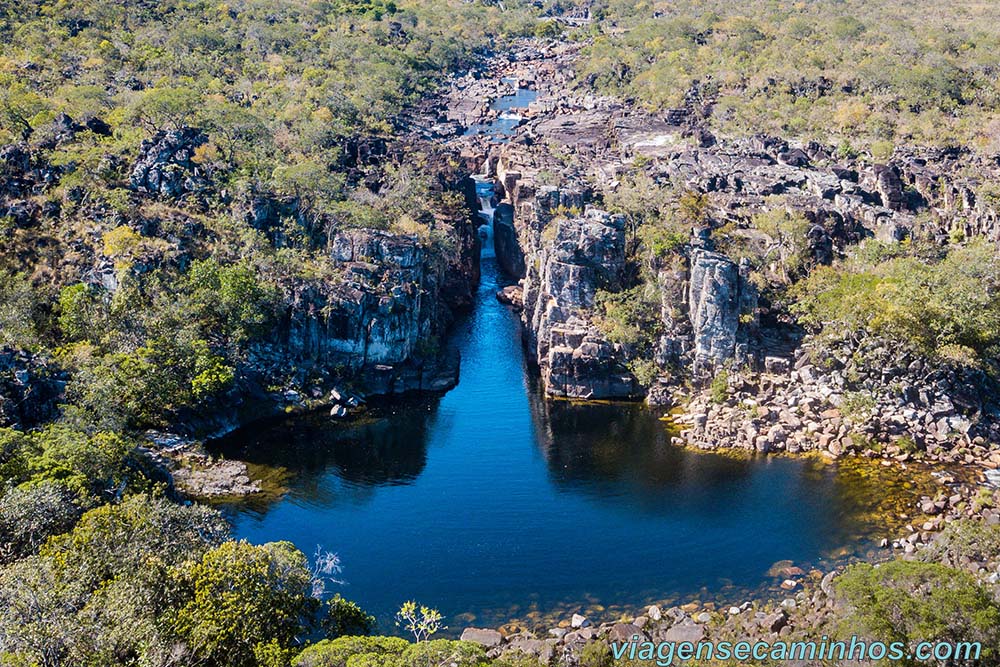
[[477, 195, 495, 257], [473, 175, 496, 257]]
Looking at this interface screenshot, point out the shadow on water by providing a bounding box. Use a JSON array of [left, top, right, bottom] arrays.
[[208, 257, 932, 633]]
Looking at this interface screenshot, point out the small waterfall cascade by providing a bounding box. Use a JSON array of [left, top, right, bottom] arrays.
[[473, 174, 496, 257]]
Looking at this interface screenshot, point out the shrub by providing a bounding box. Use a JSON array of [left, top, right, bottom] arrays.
[[0, 481, 81, 564], [917, 520, 1000, 569], [322, 594, 377, 639], [169, 540, 318, 667], [293, 636, 409, 667], [395, 601, 445, 642], [835, 560, 1000, 665], [710, 369, 729, 403], [0, 270, 42, 349], [579, 641, 613, 667], [399, 640, 486, 667], [793, 240, 1000, 361], [839, 391, 876, 422], [594, 285, 663, 350]]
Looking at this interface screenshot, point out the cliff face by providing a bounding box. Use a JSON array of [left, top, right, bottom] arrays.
[[685, 249, 757, 376], [0, 124, 482, 434], [523, 207, 638, 400], [258, 227, 463, 397], [491, 144, 759, 400]]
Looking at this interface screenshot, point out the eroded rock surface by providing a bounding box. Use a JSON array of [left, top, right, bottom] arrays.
[[523, 207, 638, 399], [130, 127, 211, 198]]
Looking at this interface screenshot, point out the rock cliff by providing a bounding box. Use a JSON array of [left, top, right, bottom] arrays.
[[522, 206, 638, 399], [686, 249, 757, 376]]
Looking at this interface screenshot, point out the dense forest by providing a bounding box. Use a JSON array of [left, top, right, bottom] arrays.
[[2, 0, 1000, 665]]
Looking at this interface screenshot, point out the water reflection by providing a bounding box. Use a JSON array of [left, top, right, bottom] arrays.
[[210, 259, 929, 630]]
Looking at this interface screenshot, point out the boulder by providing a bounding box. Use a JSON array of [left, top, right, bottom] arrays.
[[663, 623, 705, 643], [460, 628, 503, 648]]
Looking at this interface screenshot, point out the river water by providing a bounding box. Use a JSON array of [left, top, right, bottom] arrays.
[[209, 85, 925, 632], [211, 257, 924, 631]]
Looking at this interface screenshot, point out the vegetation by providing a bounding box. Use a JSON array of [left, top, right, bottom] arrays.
[[836, 560, 1000, 665], [2, 1, 999, 665], [576, 0, 1000, 150], [293, 636, 486, 667], [792, 239, 1000, 365], [0, 2, 540, 666]]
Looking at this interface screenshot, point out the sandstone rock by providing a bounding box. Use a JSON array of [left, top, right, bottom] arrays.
[[688, 249, 756, 376], [608, 623, 643, 643], [663, 623, 705, 643], [461, 628, 503, 648]]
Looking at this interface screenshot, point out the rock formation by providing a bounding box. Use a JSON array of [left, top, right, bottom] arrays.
[[522, 206, 638, 399], [129, 127, 211, 198], [687, 249, 756, 375]]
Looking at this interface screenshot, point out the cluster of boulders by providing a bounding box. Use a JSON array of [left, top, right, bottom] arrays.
[[129, 127, 212, 198], [459, 586, 825, 665], [674, 334, 1000, 466]]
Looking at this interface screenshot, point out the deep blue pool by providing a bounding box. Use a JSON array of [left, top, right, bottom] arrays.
[[211, 258, 918, 632]]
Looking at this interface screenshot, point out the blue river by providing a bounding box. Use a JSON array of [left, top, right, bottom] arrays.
[[211, 257, 916, 632]]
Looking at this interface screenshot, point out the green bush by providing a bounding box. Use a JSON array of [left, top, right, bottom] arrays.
[[835, 560, 1000, 665], [917, 520, 1000, 569], [792, 239, 1000, 363], [579, 641, 613, 667], [169, 540, 318, 667], [710, 369, 729, 403], [399, 640, 486, 667], [0, 270, 43, 349], [294, 636, 409, 667], [0, 481, 81, 564], [323, 594, 377, 639]]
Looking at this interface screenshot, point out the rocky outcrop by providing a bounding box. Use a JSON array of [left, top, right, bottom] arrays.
[[519, 205, 639, 399], [492, 202, 525, 277], [675, 333, 1000, 459], [0, 350, 65, 429], [256, 227, 461, 397], [130, 127, 211, 198], [687, 249, 756, 375]]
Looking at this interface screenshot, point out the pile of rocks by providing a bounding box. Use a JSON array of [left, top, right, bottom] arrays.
[[674, 334, 1000, 467]]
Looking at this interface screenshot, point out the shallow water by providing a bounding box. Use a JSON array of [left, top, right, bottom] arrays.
[[211, 259, 927, 632], [463, 86, 538, 140]]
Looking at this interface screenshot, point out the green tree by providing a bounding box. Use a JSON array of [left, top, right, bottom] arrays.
[[169, 540, 318, 667], [0, 270, 41, 349]]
